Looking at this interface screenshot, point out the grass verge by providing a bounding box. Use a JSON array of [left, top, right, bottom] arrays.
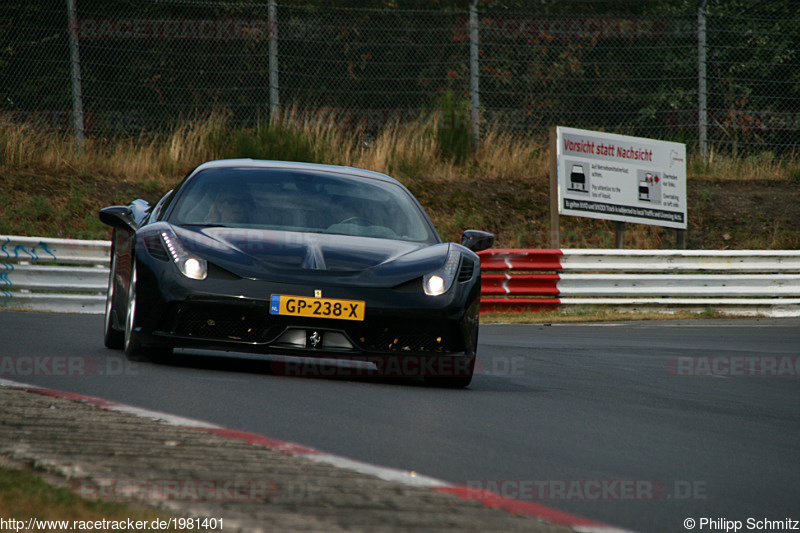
[[480, 306, 740, 324], [0, 464, 196, 531]]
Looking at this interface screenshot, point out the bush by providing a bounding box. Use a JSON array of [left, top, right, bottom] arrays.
[[436, 92, 473, 164]]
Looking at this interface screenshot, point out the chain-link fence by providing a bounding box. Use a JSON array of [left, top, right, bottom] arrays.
[[3, 1, 800, 155]]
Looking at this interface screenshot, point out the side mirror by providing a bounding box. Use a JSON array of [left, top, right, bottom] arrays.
[[461, 230, 495, 253], [99, 205, 137, 232]]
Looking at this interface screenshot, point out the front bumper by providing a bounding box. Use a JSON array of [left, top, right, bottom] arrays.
[[133, 257, 481, 362]]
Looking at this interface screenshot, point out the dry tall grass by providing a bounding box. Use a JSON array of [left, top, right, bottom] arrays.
[[0, 111, 553, 184], [3, 112, 797, 185]]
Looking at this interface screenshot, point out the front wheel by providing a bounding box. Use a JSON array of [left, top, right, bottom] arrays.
[[123, 261, 143, 358], [103, 252, 124, 349], [423, 355, 476, 389], [123, 261, 173, 364]]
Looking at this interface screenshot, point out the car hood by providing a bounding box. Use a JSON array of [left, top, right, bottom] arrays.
[[172, 225, 449, 286]]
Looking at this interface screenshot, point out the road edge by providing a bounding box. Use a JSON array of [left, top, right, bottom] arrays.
[[1, 378, 635, 533]]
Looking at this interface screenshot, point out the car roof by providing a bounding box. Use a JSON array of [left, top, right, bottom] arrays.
[[191, 159, 403, 186]]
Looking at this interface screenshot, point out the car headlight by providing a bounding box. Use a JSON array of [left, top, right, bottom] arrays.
[[423, 248, 460, 296], [161, 230, 207, 280]]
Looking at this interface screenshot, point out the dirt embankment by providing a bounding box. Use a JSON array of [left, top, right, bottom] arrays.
[[2, 167, 798, 249]]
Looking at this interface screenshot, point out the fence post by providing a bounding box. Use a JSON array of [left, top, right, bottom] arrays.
[[269, 0, 279, 122], [469, 0, 480, 149], [66, 0, 85, 152], [697, 0, 708, 159]]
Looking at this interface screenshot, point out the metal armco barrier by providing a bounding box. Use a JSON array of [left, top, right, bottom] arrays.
[[1, 235, 110, 314], [3, 236, 800, 317], [478, 249, 800, 317]]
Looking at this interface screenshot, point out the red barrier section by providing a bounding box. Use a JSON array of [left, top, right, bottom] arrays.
[[477, 249, 563, 271], [481, 274, 561, 295], [478, 249, 564, 314]]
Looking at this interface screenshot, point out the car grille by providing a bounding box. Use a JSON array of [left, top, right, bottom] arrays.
[[158, 303, 279, 343], [351, 321, 463, 354]]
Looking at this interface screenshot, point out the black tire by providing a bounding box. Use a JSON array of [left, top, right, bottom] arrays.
[[423, 355, 476, 389], [103, 253, 124, 349], [143, 345, 174, 365], [123, 261, 144, 359], [123, 261, 173, 364]]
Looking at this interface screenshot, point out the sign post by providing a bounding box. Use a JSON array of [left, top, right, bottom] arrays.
[[549, 127, 560, 248]]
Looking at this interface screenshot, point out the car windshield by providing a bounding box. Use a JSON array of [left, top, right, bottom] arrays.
[[167, 167, 438, 243]]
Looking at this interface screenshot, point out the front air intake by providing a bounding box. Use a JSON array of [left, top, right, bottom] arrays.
[[458, 257, 475, 282]]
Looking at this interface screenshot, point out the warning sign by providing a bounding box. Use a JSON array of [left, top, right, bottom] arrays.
[[556, 127, 687, 229]]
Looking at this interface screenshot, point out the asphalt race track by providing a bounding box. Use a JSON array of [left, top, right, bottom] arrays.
[[2, 311, 799, 533]]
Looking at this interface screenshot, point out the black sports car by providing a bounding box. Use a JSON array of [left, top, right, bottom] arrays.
[[100, 160, 494, 387]]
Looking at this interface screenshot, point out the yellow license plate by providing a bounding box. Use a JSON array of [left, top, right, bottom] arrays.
[[270, 294, 365, 321]]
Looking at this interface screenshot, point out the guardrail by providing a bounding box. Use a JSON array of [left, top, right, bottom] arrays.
[[1, 235, 110, 314], [478, 249, 800, 317], [3, 236, 800, 317]]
